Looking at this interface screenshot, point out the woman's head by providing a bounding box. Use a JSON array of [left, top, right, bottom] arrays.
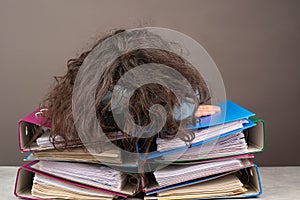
[[41, 29, 211, 152]]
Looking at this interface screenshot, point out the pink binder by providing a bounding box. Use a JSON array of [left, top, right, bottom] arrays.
[[14, 161, 130, 199], [18, 108, 51, 152]]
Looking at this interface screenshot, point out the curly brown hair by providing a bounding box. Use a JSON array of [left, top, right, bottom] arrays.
[[33, 28, 211, 160]]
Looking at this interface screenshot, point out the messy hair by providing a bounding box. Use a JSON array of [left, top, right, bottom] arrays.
[[34, 29, 211, 152]]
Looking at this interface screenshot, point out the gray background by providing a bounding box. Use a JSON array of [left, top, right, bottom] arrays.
[[0, 0, 299, 166]]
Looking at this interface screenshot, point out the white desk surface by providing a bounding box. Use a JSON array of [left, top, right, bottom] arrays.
[[0, 166, 299, 199]]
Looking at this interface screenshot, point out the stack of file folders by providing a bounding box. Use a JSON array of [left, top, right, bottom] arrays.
[[14, 100, 265, 199]]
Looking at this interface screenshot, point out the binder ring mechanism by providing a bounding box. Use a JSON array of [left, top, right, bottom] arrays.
[[34, 108, 48, 118]]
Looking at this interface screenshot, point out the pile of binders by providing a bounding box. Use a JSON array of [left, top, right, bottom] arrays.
[[14, 100, 265, 199]]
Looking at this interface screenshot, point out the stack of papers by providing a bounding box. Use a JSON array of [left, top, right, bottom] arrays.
[[153, 159, 251, 187], [157, 120, 246, 152], [150, 174, 247, 200], [28, 147, 123, 164], [36, 161, 127, 191], [32, 174, 114, 200], [36, 131, 125, 149], [162, 131, 248, 161]]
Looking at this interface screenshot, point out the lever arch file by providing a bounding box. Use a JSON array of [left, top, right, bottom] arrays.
[[156, 117, 265, 163], [144, 164, 262, 199], [14, 161, 135, 199]]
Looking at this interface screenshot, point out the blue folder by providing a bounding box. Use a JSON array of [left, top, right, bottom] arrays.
[[188, 100, 255, 129], [142, 100, 256, 160]]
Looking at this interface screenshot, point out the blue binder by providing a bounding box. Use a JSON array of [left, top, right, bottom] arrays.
[[142, 100, 256, 160], [188, 100, 255, 129]]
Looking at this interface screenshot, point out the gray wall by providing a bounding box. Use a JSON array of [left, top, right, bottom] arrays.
[[0, 0, 299, 166]]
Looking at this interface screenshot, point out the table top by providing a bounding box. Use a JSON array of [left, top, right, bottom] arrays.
[[0, 166, 299, 199]]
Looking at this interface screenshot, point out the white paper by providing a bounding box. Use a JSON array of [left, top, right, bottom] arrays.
[[38, 161, 127, 191], [157, 120, 246, 152]]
